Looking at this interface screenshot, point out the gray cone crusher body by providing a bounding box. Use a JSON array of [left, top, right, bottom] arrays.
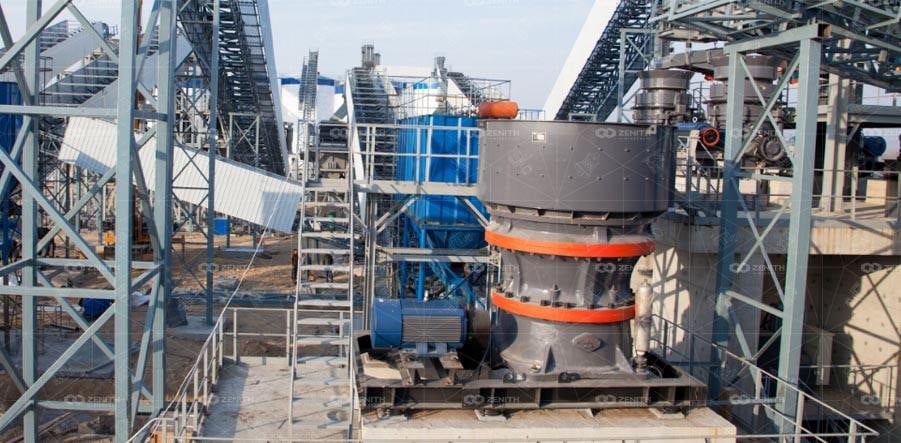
[[478, 119, 674, 381]]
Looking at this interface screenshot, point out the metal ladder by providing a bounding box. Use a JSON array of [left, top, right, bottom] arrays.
[[289, 129, 356, 438]]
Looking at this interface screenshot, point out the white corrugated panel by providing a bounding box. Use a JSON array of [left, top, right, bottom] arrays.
[[59, 117, 302, 233]]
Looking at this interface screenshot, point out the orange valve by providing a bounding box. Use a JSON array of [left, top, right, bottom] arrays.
[[478, 101, 519, 119], [700, 127, 720, 148]]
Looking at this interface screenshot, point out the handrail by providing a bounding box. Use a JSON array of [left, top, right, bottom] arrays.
[[354, 122, 479, 189], [675, 158, 901, 221], [128, 306, 291, 441], [651, 314, 879, 440]]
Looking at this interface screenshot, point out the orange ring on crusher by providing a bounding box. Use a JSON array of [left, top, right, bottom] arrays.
[[492, 292, 636, 324], [484, 230, 655, 258]]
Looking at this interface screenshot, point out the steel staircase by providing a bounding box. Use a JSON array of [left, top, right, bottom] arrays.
[[554, 0, 653, 120], [289, 129, 357, 438], [448, 71, 485, 106], [298, 51, 320, 181], [349, 67, 397, 180]]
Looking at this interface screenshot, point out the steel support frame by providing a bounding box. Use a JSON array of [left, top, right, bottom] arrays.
[[818, 72, 850, 213], [616, 28, 656, 123], [228, 112, 261, 168], [0, 1, 176, 441], [652, 0, 900, 91], [712, 24, 822, 434], [172, 0, 220, 325]]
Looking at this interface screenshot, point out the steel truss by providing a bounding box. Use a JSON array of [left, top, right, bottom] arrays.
[[652, 0, 901, 91], [298, 50, 319, 179], [555, 0, 654, 120], [616, 28, 656, 123], [712, 24, 823, 435], [0, 0, 177, 441], [178, 0, 286, 175], [173, 0, 221, 326]]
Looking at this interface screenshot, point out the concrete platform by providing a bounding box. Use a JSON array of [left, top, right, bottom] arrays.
[[167, 315, 219, 339], [362, 408, 736, 442], [200, 357, 347, 440]]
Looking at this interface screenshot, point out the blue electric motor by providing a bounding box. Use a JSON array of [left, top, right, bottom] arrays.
[[862, 136, 887, 158], [371, 298, 467, 354]]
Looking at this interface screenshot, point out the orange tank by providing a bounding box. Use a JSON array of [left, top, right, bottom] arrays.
[[478, 101, 519, 119]]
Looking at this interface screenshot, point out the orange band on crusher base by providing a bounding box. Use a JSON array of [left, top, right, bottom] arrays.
[[492, 292, 636, 324], [485, 230, 655, 258]]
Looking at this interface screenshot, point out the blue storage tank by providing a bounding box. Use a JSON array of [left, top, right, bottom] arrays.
[[395, 115, 487, 301], [396, 114, 488, 300], [396, 114, 486, 242]]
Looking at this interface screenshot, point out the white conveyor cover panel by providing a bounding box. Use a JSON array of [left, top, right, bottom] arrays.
[[59, 117, 302, 233]]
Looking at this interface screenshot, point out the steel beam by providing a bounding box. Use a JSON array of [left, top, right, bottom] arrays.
[[113, 1, 139, 437], [710, 47, 746, 400], [711, 27, 824, 435], [775, 36, 821, 433], [19, 1, 41, 439], [154, 0, 178, 414], [206, 0, 221, 326]]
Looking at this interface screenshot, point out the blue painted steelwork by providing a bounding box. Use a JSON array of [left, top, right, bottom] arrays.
[[395, 115, 486, 302], [675, 121, 713, 132], [0, 82, 22, 267]]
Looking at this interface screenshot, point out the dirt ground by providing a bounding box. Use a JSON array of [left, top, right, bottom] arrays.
[[0, 232, 299, 441], [170, 231, 297, 294]]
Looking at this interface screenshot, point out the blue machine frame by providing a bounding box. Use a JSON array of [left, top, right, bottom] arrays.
[[395, 115, 487, 303]]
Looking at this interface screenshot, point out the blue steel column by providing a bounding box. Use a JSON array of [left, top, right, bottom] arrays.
[[115, 1, 139, 437], [776, 37, 821, 432], [710, 49, 746, 400], [206, 0, 220, 326], [20, 1, 41, 440], [154, 0, 178, 413]]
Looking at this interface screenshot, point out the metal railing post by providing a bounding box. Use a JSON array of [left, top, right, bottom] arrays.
[[232, 308, 238, 361], [285, 309, 290, 364], [851, 166, 858, 220], [203, 347, 209, 407], [792, 385, 806, 443]]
